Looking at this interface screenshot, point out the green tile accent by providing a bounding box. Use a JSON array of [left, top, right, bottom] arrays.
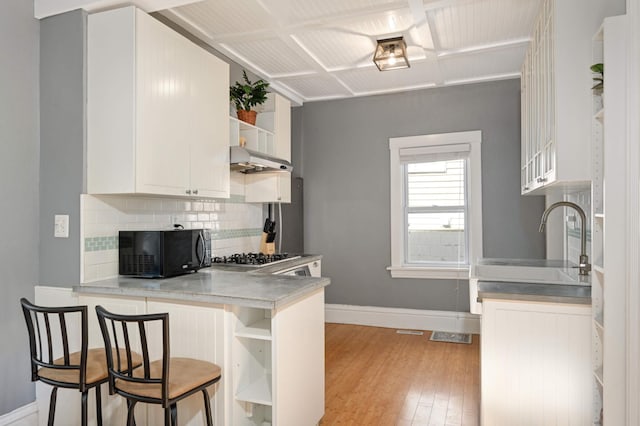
[[227, 194, 246, 203], [210, 228, 262, 240], [84, 228, 262, 252], [84, 236, 119, 252]]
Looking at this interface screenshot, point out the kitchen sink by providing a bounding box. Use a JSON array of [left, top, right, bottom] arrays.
[[468, 258, 591, 314], [472, 263, 582, 285]]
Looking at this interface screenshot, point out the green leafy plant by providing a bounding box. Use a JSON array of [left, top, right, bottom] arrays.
[[591, 63, 604, 91], [230, 70, 270, 111]]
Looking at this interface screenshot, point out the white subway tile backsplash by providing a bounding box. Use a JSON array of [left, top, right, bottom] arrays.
[[81, 194, 263, 283]]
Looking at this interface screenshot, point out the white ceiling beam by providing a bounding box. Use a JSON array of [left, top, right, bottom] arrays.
[[437, 37, 531, 57], [35, 0, 203, 19], [408, 0, 445, 84], [444, 71, 521, 86]]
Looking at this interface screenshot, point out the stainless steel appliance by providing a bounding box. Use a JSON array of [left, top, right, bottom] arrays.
[[230, 146, 293, 173], [211, 252, 321, 277], [119, 229, 211, 278]]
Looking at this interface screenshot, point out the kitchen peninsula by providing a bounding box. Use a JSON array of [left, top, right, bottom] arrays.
[[35, 260, 329, 426]]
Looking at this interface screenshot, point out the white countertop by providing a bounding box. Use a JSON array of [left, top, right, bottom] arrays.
[[74, 256, 329, 309]]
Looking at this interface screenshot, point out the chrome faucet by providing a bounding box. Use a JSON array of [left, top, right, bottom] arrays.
[[539, 201, 591, 275]]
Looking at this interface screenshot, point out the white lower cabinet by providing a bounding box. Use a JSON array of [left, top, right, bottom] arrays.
[[481, 299, 592, 425]]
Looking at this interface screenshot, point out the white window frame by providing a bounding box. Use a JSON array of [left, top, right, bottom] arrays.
[[387, 131, 483, 279]]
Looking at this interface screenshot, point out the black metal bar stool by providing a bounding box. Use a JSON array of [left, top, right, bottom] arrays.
[[20, 298, 142, 426], [95, 305, 222, 426]]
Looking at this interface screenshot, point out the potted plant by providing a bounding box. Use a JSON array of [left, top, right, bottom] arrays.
[[591, 63, 604, 94], [230, 70, 269, 125]]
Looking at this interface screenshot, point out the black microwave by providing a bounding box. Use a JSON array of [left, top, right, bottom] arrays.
[[118, 229, 211, 278]]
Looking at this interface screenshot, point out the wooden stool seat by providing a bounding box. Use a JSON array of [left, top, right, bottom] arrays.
[[39, 348, 143, 386], [116, 357, 221, 400]]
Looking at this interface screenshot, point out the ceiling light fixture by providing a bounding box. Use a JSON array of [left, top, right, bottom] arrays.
[[373, 36, 410, 71]]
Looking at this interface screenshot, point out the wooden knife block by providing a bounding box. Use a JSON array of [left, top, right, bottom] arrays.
[[260, 232, 275, 254]]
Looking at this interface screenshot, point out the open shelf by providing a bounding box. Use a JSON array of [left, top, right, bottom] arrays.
[[235, 318, 272, 340], [235, 375, 273, 406]]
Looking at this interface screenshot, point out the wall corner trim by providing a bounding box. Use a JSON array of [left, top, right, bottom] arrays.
[[0, 401, 38, 426], [325, 304, 480, 334]]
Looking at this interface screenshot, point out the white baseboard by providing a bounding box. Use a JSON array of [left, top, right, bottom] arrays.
[[325, 304, 481, 334], [0, 402, 38, 426]]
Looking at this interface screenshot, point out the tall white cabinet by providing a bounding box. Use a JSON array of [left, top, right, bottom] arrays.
[[520, 0, 620, 195], [87, 6, 230, 199], [591, 15, 628, 426]]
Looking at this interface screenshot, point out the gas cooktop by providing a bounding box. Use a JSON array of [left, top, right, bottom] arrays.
[[212, 252, 299, 267]]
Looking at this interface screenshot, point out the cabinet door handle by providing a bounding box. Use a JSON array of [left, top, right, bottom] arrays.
[[185, 189, 192, 195], [536, 177, 547, 183], [193, 189, 199, 195], [523, 186, 530, 191]]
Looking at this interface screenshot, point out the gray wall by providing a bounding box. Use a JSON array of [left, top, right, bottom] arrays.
[[0, 0, 40, 415], [300, 79, 546, 311], [39, 10, 87, 286]]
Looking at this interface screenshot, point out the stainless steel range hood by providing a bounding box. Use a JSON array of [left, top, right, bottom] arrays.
[[230, 146, 293, 173]]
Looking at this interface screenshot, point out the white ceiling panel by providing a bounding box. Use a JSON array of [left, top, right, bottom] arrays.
[[430, 0, 541, 50], [264, 0, 406, 25], [292, 29, 377, 70], [165, 0, 544, 102], [169, 0, 274, 36], [335, 60, 440, 94], [223, 37, 316, 76], [278, 74, 352, 100], [439, 45, 526, 82], [338, 9, 415, 36]]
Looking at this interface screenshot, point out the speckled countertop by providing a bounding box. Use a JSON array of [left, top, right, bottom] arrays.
[[73, 255, 329, 310]]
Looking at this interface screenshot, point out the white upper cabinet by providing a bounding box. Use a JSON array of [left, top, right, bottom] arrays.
[[87, 6, 230, 199], [520, 0, 622, 195]]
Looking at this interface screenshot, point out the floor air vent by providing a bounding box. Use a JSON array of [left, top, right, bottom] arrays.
[[430, 331, 472, 344]]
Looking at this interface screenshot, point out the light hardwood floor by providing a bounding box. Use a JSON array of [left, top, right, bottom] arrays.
[[321, 323, 480, 426]]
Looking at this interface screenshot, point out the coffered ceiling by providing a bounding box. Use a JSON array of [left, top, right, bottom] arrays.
[[159, 0, 543, 104]]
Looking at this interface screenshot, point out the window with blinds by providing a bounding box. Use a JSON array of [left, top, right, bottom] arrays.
[[389, 131, 481, 279], [400, 145, 469, 266]]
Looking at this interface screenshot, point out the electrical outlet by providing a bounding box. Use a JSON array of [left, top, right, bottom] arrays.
[[54, 214, 69, 238]]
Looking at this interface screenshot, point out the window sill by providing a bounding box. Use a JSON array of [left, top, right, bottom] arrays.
[[386, 266, 470, 280]]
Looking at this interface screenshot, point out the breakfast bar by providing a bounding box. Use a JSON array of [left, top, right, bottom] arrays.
[[35, 264, 329, 426]]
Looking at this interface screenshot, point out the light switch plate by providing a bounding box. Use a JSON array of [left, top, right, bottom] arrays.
[[54, 214, 69, 238]]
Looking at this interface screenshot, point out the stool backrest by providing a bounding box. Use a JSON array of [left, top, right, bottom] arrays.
[[20, 298, 89, 390], [95, 305, 170, 405]]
